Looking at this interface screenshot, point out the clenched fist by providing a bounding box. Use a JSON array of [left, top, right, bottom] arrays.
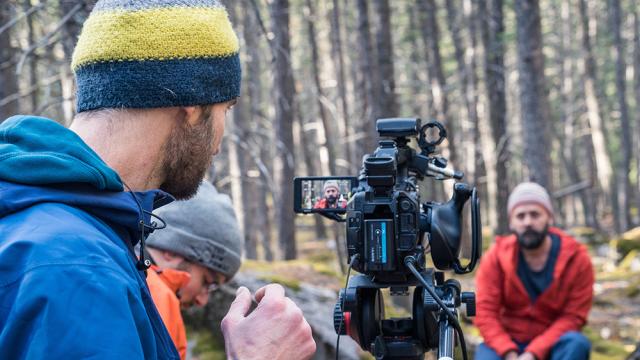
[[221, 284, 316, 360]]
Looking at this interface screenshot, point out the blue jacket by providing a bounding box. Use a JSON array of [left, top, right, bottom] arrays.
[[0, 116, 180, 359]]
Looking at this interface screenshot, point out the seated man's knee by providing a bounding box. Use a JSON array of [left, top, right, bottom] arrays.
[[474, 343, 503, 360], [561, 331, 590, 350], [552, 331, 590, 360]]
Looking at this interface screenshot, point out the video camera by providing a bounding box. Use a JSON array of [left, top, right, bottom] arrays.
[[294, 118, 481, 360]]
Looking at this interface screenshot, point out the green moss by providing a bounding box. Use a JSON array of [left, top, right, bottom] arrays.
[[190, 329, 226, 360], [306, 250, 337, 264], [583, 326, 630, 360], [257, 274, 302, 291], [626, 277, 640, 298], [312, 262, 340, 278], [569, 226, 607, 245]]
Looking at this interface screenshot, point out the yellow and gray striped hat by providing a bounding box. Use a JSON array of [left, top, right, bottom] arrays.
[[71, 0, 241, 113]]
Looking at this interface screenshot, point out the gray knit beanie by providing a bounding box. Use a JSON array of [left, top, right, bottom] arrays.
[[146, 181, 243, 279], [507, 182, 554, 218], [323, 180, 340, 193]]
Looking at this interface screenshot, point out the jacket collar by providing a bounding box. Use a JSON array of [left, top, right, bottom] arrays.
[[150, 264, 191, 294], [495, 227, 583, 298]]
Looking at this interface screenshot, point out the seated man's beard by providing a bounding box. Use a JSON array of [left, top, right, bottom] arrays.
[[160, 116, 214, 200], [327, 195, 338, 205], [516, 225, 549, 250]]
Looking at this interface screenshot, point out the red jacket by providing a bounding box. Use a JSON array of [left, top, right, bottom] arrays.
[[474, 227, 594, 360], [313, 198, 347, 209]]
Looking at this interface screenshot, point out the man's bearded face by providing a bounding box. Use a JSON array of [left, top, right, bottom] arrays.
[[324, 187, 339, 204], [509, 203, 552, 250], [160, 107, 214, 200]]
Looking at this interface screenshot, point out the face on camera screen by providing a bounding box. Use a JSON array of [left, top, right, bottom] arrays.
[[300, 179, 351, 210]]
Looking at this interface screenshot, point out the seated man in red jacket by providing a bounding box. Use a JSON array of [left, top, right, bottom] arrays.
[[474, 182, 593, 360]]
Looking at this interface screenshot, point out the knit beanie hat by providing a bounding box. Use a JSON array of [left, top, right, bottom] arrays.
[[323, 180, 340, 193], [507, 182, 554, 218], [146, 181, 244, 279], [71, 0, 241, 112]]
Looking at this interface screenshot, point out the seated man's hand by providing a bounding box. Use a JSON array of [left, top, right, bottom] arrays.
[[517, 352, 536, 360], [504, 350, 519, 360], [221, 284, 316, 360]]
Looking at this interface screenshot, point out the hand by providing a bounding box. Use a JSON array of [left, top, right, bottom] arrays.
[[503, 351, 519, 360], [221, 284, 316, 360], [517, 352, 536, 360]]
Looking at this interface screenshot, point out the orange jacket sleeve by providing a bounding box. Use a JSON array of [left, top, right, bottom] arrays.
[[524, 248, 594, 360], [474, 246, 519, 356]]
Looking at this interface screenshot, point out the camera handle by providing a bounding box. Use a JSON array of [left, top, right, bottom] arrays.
[[425, 184, 481, 274], [452, 187, 481, 273], [319, 212, 347, 222]]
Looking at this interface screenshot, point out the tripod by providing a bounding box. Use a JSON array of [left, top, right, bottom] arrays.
[[334, 269, 476, 360]]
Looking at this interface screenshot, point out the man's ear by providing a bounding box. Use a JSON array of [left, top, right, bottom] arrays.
[[181, 106, 202, 127], [162, 250, 184, 264]]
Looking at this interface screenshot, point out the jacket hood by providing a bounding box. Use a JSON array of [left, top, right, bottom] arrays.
[[0, 115, 122, 191], [0, 181, 173, 245], [0, 115, 174, 242]]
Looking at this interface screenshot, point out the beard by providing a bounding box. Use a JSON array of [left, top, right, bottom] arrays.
[[159, 108, 214, 200], [515, 225, 549, 250], [327, 195, 338, 204]]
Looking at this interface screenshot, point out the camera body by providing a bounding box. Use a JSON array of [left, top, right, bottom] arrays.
[[345, 118, 479, 282], [295, 118, 481, 359], [346, 129, 425, 282]]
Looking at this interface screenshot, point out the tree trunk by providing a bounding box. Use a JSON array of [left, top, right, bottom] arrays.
[[407, 3, 432, 119], [329, 0, 353, 171], [578, 0, 613, 202], [373, 0, 397, 118], [465, 0, 482, 189], [609, 0, 632, 231], [355, 0, 382, 153], [634, 10, 640, 227], [446, 0, 479, 182], [0, 1, 19, 121], [556, 0, 596, 228], [418, 0, 458, 168], [228, 110, 248, 251], [60, 0, 93, 124], [270, 0, 297, 260], [225, 1, 250, 258], [479, 0, 509, 234], [299, 114, 328, 240], [241, 0, 274, 260], [22, 0, 38, 113], [305, 0, 337, 176], [515, 0, 553, 190]]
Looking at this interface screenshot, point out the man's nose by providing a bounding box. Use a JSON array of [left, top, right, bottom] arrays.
[[195, 291, 209, 308]]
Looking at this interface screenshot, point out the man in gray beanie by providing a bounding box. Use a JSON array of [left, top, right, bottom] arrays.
[[148, 180, 243, 302], [143, 181, 243, 359], [474, 182, 593, 360]]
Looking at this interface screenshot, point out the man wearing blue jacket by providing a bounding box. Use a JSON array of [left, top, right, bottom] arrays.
[[0, 1, 316, 359]]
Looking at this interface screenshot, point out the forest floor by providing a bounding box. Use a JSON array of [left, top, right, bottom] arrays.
[[188, 221, 640, 360]]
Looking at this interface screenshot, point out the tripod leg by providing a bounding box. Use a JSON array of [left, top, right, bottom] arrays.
[[437, 314, 456, 360]]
